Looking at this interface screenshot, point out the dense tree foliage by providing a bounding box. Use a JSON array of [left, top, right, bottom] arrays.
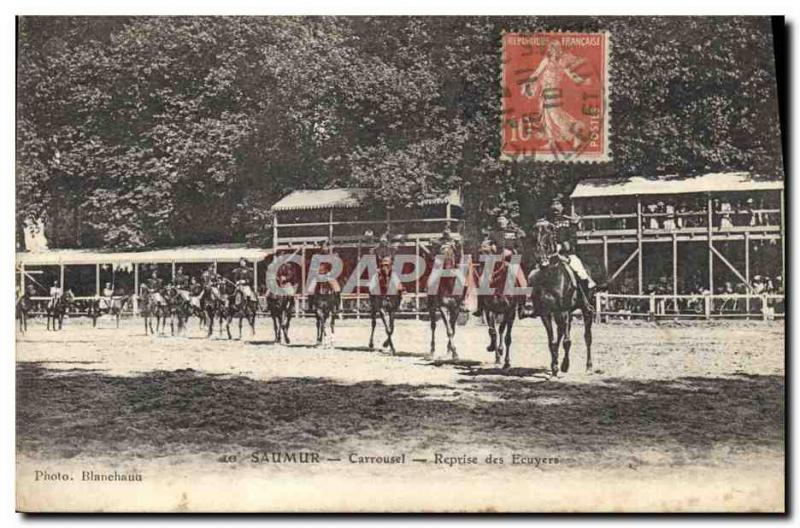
[[17, 16, 783, 249]]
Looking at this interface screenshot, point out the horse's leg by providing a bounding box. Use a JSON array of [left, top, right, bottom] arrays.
[[378, 310, 395, 354], [497, 315, 507, 368], [487, 311, 497, 356], [541, 314, 558, 377], [448, 305, 459, 359], [503, 314, 514, 370], [283, 305, 293, 344], [560, 312, 572, 373], [583, 307, 593, 371], [329, 308, 336, 347], [368, 308, 377, 349], [439, 307, 455, 359], [429, 307, 437, 356], [554, 312, 567, 374], [238, 314, 243, 340], [272, 313, 280, 343], [316, 312, 323, 344]]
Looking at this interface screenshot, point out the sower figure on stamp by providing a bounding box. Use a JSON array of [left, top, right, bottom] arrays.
[[473, 213, 527, 319], [528, 195, 596, 315], [521, 39, 592, 151]]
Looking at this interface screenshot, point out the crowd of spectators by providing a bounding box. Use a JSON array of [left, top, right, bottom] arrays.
[[578, 195, 779, 232]]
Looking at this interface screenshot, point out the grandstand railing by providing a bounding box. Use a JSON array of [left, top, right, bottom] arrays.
[[594, 292, 784, 321]]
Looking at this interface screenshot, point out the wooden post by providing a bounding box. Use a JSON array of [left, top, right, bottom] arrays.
[[745, 232, 750, 316], [171, 261, 176, 283], [59, 263, 65, 290], [415, 237, 420, 320], [20, 263, 25, 293], [95, 263, 100, 296], [707, 194, 714, 296], [672, 233, 677, 314], [273, 214, 279, 252], [253, 259, 259, 297], [356, 241, 361, 320], [329, 209, 334, 241], [636, 196, 643, 294], [602, 235, 608, 276], [301, 245, 307, 314], [133, 263, 139, 315]]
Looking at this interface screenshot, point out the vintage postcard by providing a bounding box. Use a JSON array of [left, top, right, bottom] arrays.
[[15, 16, 785, 512]]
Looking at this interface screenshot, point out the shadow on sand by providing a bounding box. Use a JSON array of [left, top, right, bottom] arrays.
[[16, 362, 784, 465]]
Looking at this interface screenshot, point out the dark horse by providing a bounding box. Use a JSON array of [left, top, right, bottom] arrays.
[[427, 243, 465, 359], [311, 280, 339, 347], [16, 286, 35, 334], [368, 256, 402, 354], [220, 281, 258, 340], [87, 295, 131, 328], [529, 221, 594, 377], [267, 268, 296, 345], [139, 285, 168, 335], [200, 283, 225, 338], [474, 243, 519, 368], [46, 290, 74, 331], [165, 285, 191, 337]]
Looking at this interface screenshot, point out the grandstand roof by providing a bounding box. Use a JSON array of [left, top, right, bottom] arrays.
[[16, 244, 271, 267], [571, 172, 784, 199], [271, 188, 463, 212]]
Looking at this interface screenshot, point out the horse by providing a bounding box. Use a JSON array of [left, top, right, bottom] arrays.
[[164, 285, 191, 337], [529, 221, 594, 377], [220, 280, 258, 340], [267, 272, 296, 345], [46, 290, 74, 331], [16, 289, 33, 334], [87, 295, 131, 328], [309, 278, 339, 347], [200, 283, 225, 338], [368, 256, 401, 354], [139, 286, 168, 336], [475, 249, 519, 368], [427, 242, 465, 359]]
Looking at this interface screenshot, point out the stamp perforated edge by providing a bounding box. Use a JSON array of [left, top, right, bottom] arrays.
[[498, 29, 612, 164]]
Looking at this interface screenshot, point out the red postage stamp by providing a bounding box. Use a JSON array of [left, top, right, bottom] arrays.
[[500, 31, 610, 162]]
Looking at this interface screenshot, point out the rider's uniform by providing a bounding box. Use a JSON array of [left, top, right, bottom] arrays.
[[48, 285, 62, 309], [146, 277, 166, 305], [488, 224, 528, 289], [174, 272, 191, 302], [201, 268, 216, 286], [368, 242, 401, 295], [232, 266, 258, 302], [371, 242, 395, 263], [100, 287, 114, 310], [189, 281, 204, 308], [546, 212, 595, 288]]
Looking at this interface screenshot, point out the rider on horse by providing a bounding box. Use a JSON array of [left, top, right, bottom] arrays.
[[231, 258, 258, 303], [100, 282, 114, 310], [473, 213, 527, 319], [371, 231, 395, 262], [188, 276, 204, 309], [174, 266, 191, 302], [529, 195, 596, 312], [201, 264, 217, 287], [48, 280, 63, 310], [145, 269, 167, 306], [309, 239, 342, 310]]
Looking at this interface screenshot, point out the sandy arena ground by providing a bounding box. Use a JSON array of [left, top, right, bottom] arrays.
[[16, 315, 785, 512]]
